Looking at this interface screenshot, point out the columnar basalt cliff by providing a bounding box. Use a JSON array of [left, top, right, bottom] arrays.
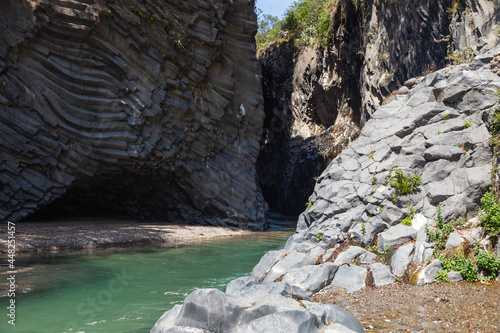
[[257, 0, 500, 215], [0, 0, 268, 228]]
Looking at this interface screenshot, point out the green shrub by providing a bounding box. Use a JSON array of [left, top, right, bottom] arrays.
[[100, 8, 111, 17], [491, 88, 500, 135], [131, 5, 145, 18], [479, 189, 500, 238], [401, 206, 415, 226], [456, 256, 478, 282], [256, 0, 332, 48], [425, 206, 454, 249], [446, 46, 474, 65], [282, 0, 331, 45], [367, 245, 390, 255], [435, 270, 450, 283], [387, 168, 421, 195], [477, 250, 500, 278], [438, 253, 478, 282]]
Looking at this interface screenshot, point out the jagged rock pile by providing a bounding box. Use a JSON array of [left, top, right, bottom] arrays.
[[151, 278, 365, 333], [0, 0, 267, 228], [251, 47, 500, 294]]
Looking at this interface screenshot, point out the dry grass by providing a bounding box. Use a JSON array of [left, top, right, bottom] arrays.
[[421, 64, 437, 76], [382, 89, 399, 105]]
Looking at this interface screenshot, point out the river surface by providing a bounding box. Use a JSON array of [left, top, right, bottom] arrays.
[[0, 231, 291, 333]]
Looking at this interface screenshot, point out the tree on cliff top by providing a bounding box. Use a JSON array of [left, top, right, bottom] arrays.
[[255, 0, 332, 49]]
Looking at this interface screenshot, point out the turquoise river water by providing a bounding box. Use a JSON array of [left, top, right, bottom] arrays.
[[0, 231, 291, 333]]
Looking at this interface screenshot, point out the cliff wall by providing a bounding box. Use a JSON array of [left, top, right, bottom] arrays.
[[0, 0, 268, 229], [257, 0, 500, 214]]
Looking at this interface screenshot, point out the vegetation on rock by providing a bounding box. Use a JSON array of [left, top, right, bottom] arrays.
[[425, 206, 454, 250], [479, 189, 500, 240], [255, 0, 332, 49], [387, 168, 421, 195]]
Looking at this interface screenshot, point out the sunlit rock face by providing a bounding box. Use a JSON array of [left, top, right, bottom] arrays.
[[0, 0, 268, 229]]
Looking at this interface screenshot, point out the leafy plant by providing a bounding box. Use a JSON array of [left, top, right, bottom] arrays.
[[434, 270, 450, 283], [401, 207, 415, 226], [360, 222, 366, 235], [490, 88, 500, 135], [305, 201, 313, 209], [131, 5, 145, 18], [387, 168, 421, 195], [425, 206, 454, 249], [444, 113, 450, 120], [256, 0, 332, 48], [148, 13, 156, 24], [437, 252, 478, 282], [446, 46, 474, 65], [371, 178, 376, 185], [465, 120, 472, 128], [316, 233, 323, 241], [367, 245, 390, 255], [477, 250, 500, 278], [100, 8, 111, 17], [456, 256, 478, 282], [479, 188, 500, 239]]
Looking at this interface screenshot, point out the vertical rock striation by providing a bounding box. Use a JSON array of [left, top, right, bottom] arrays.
[[0, 0, 268, 229]]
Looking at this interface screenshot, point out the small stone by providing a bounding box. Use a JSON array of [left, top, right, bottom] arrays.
[[448, 271, 463, 282]]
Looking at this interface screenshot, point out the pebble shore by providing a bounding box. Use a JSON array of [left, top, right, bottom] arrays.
[[0, 217, 252, 253]]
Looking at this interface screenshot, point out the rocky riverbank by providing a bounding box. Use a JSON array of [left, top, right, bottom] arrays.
[[150, 46, 500, 332], [0, 217, 251, 253]]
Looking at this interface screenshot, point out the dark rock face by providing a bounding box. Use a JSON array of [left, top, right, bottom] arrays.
[[256, 2, 363, 214], [0, 0, 268, 228], [256, 0, 500, 215]]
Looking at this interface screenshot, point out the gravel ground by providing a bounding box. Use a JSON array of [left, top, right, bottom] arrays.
[[0, 217, 251, 253], [312, 281, 500, 332]]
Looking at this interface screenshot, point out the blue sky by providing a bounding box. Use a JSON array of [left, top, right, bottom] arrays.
[[257, 0, 295, 19]]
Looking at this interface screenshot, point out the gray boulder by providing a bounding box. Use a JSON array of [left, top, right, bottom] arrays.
[[445, 231, 465, 249], [390, 243, 415, 277], [281, 263, 338, 296], [235, 310, 317, 333], [370, 263, 396, 287], [262, 250, 318, 283], [226, 279, 310, 304], [152, 284, 365, 333], [417, 259, 442, 285], [422, 145, 464, 162], [251, 250, 287, 282], [151, 289, 247, 333], [302, 302, 365, 333], [332, 246, 377, 267], [333, 246, 368, 265], [331, 264, 367, 293], [448, 271, 463, 282], [377, 224, 418, 252], [413, 224, 435, 265]]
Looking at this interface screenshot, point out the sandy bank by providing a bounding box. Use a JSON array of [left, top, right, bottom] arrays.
[[0, 217, 252, 253]]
